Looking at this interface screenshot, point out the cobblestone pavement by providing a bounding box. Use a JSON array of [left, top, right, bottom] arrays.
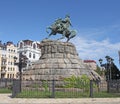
[[0, 94, 120, 104]]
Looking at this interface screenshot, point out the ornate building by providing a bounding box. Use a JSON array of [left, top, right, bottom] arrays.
[[17, 40, 41, 69], [0, 41, 18, 79]]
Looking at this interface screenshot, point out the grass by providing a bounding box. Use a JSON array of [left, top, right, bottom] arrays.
[[16, 90, 51, 98], [16, 90, 120, 98], [0, 88, 12, 93], [93, 91, 120, 98]]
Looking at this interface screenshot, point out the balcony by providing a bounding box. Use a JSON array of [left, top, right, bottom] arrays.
[[1, 64, 7, 68], [1, 57, 7, 61], [1, 70, 7, 74]]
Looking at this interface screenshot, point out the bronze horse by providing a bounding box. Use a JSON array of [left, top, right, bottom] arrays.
[[46, 16, 76, 42]]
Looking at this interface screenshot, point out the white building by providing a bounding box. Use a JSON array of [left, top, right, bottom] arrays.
[[17, 40, 41, 69]]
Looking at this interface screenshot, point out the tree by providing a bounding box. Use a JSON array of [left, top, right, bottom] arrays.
[[99, 56, 120, 80], [95, 65, 103, 76], [110, 63, 120, 80]]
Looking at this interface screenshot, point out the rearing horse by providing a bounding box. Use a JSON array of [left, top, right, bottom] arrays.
[[46, 16, 76, 42]]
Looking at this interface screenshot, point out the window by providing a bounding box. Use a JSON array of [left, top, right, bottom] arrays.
[[33, 54, 35, 59], [10, 74, 12, 78], [7, 74, 9, 78], [8, 62, 10, 65], [33, 44, 36, 49], [29, 53, 31, 58], [20, 42, 23, 48], [13, 74, 14, 78]]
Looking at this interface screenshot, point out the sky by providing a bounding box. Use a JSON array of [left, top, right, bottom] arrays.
[[0, 0, 120, 68]]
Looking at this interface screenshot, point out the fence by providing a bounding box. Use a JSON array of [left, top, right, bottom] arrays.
[[108, 80, 120, 93], [0, 78, 13, 93], [12, 79, 112, 98], [0, 78, 119, 98], [0, 78, 13, 88]]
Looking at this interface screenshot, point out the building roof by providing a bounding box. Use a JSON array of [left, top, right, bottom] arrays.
[[84, 60, 96, 63], [22, 39, 33, 42], [0, 41, 16, 47]]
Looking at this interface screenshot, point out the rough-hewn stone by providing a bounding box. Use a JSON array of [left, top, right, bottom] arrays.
[[23, 39, 101, 80]]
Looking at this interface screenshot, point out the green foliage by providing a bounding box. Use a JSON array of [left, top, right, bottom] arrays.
[[42, 80, 48, 92], [63, 75, 90, 92], [95, 65, 103, 76]]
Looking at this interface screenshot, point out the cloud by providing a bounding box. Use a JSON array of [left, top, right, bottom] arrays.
[[69, 24, 120, 67], [75, 24, 120, 43], [71, 36, 120, 65]]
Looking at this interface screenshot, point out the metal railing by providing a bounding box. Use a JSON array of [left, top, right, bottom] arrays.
[[11, 79, 101, 98], [12, 79, 120, 98]]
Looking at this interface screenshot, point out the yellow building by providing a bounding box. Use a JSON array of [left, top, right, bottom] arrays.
[[0, 41, 19, 79]]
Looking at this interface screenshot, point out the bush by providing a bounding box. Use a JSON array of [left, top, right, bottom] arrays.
[[64, 75, 90, 92], [42, 80, 48, 92]]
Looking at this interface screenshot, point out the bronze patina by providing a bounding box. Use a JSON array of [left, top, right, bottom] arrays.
[[46, 15, 76, 42]]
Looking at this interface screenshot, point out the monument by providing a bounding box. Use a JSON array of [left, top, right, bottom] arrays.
[[22, 15, 101, 80], [46, 15, 77, 42]]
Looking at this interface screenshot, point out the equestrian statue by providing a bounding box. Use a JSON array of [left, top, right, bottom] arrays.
[[46, 15, 77, 42]]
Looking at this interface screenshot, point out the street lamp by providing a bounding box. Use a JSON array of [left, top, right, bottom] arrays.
[[99, 58, 103, 66], [105, 56, 114, 80], [14, 53, 28, 92], [99, 56, 114, 81], [98, 58, 106, 78]]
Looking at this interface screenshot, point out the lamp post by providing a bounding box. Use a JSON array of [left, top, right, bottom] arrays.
[[14, 53, 28, 92], [99, 58, 103, 66], [98, 58, 104, 77], [99, 56, 114, 81], [99, 56, 115, 93], [105, 56, 114, 80]]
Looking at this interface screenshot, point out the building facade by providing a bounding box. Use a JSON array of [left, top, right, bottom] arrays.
[[84, 60, 97, 70], [17, 40, 41, 69], [0, 41, 19, 79]]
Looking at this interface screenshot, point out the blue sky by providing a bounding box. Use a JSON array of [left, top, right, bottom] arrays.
[[0, 0, 120, 68]]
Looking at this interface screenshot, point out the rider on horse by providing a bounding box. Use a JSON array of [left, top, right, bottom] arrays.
[[55, 15, 72, 32], [46, 15, 76, 42]]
